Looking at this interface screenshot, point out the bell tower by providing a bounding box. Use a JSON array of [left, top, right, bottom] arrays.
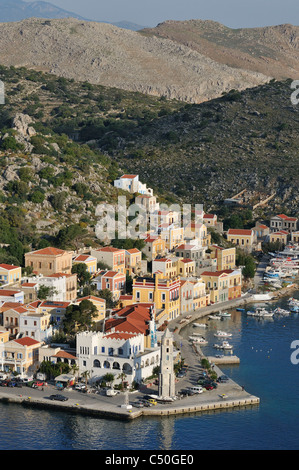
[[158, 329, 175, 398]]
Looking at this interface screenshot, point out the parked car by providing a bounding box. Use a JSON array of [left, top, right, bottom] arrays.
[[132, 401, 144, 408], [8, 381, 22, 388], [148, 398, 157, 405], [204, 384, 214, 390], [177, 370, 187, 378], [49, 394, 68, 402], [179, 389, 195, 396], [31, 381, 47, 388], [74, 383, 86, 391]]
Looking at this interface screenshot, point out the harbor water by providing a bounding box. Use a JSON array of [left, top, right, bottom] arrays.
[[0, 292, 299, 450]]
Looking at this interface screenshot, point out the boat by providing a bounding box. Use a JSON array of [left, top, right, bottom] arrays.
[[218, 311, 231, 318], [208, 314, 222, 320], [246, 307, 274, 318], [274, 307, 290, 316], [214, 330, 232, 338], [213, 340, 233, 350], [236, 308, 245, 312], [193, 323, 208, 328], [189, 336, 208, 345]]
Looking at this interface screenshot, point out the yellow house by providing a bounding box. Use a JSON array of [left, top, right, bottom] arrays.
[[142, 236, 166, 261], [0, 264, 22, 286], [159, 224, 184, 250], [201, 269, 242, 303], [184, 222, 211, 247], [227, 229, 255, 252], [177, 259, 195, 277], [125, 248, 142, 276], [291, 231, 299, 244], [72, 254, 97, 274], [152, 257, 195, 278], [1, 336, 41, 375], [269, 230, 289, 245], [208, 245, 236, 271], [132, 272, 180, 322], [74, 295, 106, 322], [0, 327, 10, 344], [90, 246, 126, 274], [25, 247, 73, 276]]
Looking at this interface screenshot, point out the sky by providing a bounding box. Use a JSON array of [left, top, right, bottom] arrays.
[[39, 0, 299, 28]]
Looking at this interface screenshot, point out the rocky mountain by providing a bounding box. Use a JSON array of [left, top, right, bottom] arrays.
[[0, 17, 270, 104], [141, 19, 299, 80], [0, 0, 88, 22]]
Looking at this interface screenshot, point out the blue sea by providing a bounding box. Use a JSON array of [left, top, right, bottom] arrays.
[[0, 292, 299, 450]]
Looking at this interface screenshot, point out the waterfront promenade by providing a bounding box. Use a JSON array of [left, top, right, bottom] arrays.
[[0, 293, 262, 421]]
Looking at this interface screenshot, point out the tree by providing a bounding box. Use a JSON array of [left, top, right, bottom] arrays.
[[97, 289, 117, 309], [71, 262, 91, 287], [102, 373, 115, 388], [62, 299, 98, 335], [37, 285, 58, 300]]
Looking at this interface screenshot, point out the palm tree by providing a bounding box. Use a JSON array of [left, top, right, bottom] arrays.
[[117, 372, 127, 391], [71, 363, 79, 382], [81, 370, 91, 386]]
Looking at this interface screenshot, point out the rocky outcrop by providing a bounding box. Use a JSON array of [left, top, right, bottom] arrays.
[[0, 18, 270, 104]]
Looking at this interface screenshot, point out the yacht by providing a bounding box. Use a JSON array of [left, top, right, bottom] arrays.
[[213, 340, 233, 350], [218, 311, 231, 318], [189, 336, 208, 345], [193, 323, 208, 328], [214, 330, 232, 338]]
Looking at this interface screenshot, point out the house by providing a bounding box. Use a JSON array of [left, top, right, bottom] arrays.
[[270, 214, 298, 233], [19, 310, 53, 343], [0, 327, 9, 344], [19, 282, 38, 304], [0, 264, 22, 286], [90, 246, 125, 274], [227, 229, 255, 252], [132, 272, 180, 323], [180, 278, 210, 314], [47, 273, 77, 301], [25, 247, 73, 276], [76, 329, 160, 386], [39, 345, 78, 368], [291, 231, 299, 244], [105, 303, 156, 348], [33, 300, 71, 326], [269, 230, 289, 245], [0, 336, 41, 375], [73, 295, 106, 322], [201, 269, 242, 304], [184, 222, 211, 247], [125, 248, 142, 276], [142, 235, 166, 261], [203, 213, 217, 226], [72, 254, 97, 274], [114, 174, 153, 196], [22, 272, 77, 302], [152, 257, 178, 279], [2, 305, 28, 337], [0, 289, 24, 306], [208, 245, 236, 271], [158, 223, 184, 250], [175, 242, 206, 274], [252, 222, 270, 240], [92, 270, 126, 301], [135, 194, 158, 214]]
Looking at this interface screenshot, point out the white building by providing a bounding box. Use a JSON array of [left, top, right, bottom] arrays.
[[76, 330, 160, 385], [22, 274, 69, 301], [19, 311, 53, 343], [114, 174, 153, 196]]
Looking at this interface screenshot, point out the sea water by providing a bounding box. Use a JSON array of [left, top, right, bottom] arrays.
[[0, 293, 299, 450]]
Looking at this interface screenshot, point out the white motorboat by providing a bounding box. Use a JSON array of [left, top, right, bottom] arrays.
[[214, 330, 232, 338], [218, 311, 231, 318], [246, 307, 274, 318], [189, 336, 208, 345], [213, 340, 233, 350], [274, 307, 290, 316], [193, 323, 208, 328], [208, 314, 222, 320]]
